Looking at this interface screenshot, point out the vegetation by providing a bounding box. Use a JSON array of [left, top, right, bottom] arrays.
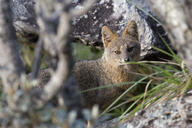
[[74, 38, 191, 120], [0, 0, 192, 127], [20, 34, 192, 121]]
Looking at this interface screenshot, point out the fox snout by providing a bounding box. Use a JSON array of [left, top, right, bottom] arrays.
[[120, 50, 131, 63], [120, 57, 131, 63], [124, 58, 130, 62]]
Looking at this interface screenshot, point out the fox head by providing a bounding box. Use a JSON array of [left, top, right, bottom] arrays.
[[101, 20, 140, 66]]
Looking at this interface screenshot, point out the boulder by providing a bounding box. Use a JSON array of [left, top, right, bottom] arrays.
[[71, 0, 176, 60], [10, 0, 39, 43], [10, 0, 176, 60], [95, 91, 192, 128]]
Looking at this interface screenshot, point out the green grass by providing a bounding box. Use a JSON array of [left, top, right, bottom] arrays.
[[93, 2, 191, 119], [76, 33, 191, 120], [16, 33, 192, 121], [81, 56, 191, 120], [102, 38, 190, 119]]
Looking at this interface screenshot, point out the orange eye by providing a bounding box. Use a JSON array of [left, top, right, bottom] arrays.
[[114, 50, 121, 54]]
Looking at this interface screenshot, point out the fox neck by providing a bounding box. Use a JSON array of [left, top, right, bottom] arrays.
[[100, 56, 137, 84]]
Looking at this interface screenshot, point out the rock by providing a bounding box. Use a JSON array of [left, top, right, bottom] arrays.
[[94, 91, 192, 128], [71, 0, 176, 60], [10, 0, 176, 60], [10, 0, 39, 43]]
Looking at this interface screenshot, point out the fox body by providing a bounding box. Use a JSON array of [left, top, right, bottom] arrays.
[[36, 20, 140, 110], [74, 21, 141, 110]]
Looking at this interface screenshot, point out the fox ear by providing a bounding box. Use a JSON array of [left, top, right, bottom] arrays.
[[102, 26, 118, 48], [122, 20, 138, 40]]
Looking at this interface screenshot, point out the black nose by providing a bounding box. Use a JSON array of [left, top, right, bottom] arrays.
[[124, 58, 130, 62]]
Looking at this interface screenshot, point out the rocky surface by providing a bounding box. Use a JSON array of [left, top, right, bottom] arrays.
[[71, 0, 175, 60], [10, 0, 176, 60], [10, 0, 39, 43], [95, 91, 192, 128]]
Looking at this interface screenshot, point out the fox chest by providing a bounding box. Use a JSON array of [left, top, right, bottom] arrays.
[[101, 66, 136, 84]]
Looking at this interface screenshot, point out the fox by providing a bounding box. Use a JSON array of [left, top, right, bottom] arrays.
[[36, 20, 140, 110], [73, 20, 141, 110]]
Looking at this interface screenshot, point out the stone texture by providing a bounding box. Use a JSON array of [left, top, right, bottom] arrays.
[[71, 0, 175, 60], [10, 0, 176, 60], [95, 91, 192, 128], [10, 0, 39, 42]]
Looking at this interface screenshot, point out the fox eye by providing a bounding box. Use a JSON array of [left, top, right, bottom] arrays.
[[127, 47, 134, 52], [114, 50, 121, 54]]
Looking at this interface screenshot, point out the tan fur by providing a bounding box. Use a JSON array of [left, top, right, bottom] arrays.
[[74, 20, 141, 110]]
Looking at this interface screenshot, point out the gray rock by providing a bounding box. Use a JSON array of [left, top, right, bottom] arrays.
[[10, 0, 39, 42], [95, 91, 192, 128], [71, 0, 175, 60], [10, 0, 176, 60]]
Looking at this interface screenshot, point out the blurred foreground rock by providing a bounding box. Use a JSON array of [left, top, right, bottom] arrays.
[[10, 0, 176, 60], [95, 91, 192, 128], [0, 0, 95, 127], [148, 0, 192, 71]]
